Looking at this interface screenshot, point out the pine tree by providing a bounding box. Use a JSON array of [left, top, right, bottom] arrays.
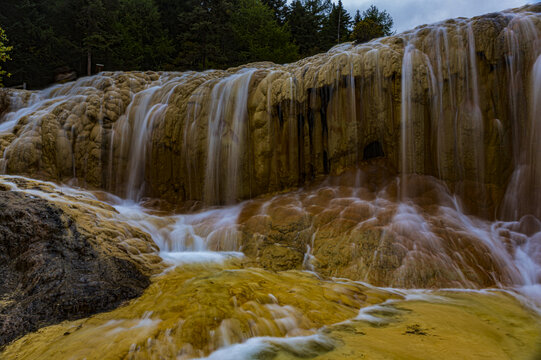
[[176, 0, 235, 70], [287, 0, 331, 57], [110, 0, 174, 70], [232, 0, 298, 64], [261, 0, 288, 24], [351, 5, 393, 43], [321, 0, 352, 49], [0, 0, 319, 86], [353, 10, 361, 24], [73, 0, 111, 75]]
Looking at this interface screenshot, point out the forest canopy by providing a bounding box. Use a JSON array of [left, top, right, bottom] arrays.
[[0, 0, 393, 89]]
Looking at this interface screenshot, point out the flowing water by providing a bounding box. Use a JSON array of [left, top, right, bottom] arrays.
[[1, 170, 540, 359], [1, 4, 541, 359]]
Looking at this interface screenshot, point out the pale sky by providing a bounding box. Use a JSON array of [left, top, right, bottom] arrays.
[[341, 0, 533, 32]]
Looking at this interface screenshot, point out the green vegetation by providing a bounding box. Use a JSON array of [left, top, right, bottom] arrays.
[[351, 5, 394, 43], [0, 27, 12, 86], [0, 0, 393, 88]]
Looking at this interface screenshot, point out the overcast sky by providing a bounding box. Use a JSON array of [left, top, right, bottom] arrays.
[[342, 0, 532, 32]]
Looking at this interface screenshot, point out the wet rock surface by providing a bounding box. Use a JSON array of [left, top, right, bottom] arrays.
[[0, 4, 541, 359], [1, 263, 396, 359], [0, 5, 539, 217], [0, 183, 159, 347], [3, 264, 540, 360], [308, 291, 541, 360], [236, 164, 516, 288]]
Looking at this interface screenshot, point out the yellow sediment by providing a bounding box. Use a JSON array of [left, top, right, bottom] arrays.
[[4, 261, 541, 359], [1, 262, 394, 359], [279, 291, 541, 360]]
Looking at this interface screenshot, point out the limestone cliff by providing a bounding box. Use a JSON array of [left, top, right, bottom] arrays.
[[0, 4, 540, 219]]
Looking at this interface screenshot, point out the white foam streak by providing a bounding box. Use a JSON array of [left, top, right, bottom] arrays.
[[201, 334, 334, 360]]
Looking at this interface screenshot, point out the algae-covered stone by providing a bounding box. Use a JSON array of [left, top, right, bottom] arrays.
[[238, 165, 518, 289]]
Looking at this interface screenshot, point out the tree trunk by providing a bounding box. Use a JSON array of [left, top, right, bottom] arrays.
[[87, 49, 91, 76]]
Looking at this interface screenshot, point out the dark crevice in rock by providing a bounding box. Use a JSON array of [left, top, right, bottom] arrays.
[[363, 141, 385, 161]]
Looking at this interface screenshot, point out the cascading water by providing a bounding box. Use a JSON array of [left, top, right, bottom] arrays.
[[115, 74, 191, 200], [501, 54, 541, 220], [202, 69, 256, 204], [0, 10, 539, 211], [1, 4, 541, 359]]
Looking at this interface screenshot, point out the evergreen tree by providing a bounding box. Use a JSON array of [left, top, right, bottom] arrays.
[[321, 0, 351, 49], [154, 0, 192, 39], [72, 0, 112, 75], [232, 0, 298, 64], [287, 0, 331, 57], [353, 10, 361, 24], [351, 5, 393, 43], [110, 0, 174, 70], [261, 0, 288, 24], [175, 0, 235, 70], [0, 0, 66, 87], [0, 0, 326, 87]]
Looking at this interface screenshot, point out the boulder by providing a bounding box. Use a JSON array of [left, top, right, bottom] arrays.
[[0, 176, 163, 347]]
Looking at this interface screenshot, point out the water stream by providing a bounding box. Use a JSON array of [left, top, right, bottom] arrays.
[[1, 4, 541, 359]]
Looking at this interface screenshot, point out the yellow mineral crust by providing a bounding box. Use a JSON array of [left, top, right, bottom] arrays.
[[1, 263, 396, 359], [3, 265, 540, 360]]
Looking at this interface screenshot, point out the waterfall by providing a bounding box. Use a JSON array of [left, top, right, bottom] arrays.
[[500, 15, 541, 220], [115, 74, 187, 200], [0, 6, 539, 214], [2, 5, 541, 358], [501, 55, 541, 219], [203, 69, 256, 205]]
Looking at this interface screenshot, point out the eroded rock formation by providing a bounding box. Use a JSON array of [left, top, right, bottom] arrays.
[[1, 262, 395, 359], [1, 5, 541, 357], [230, 162, 523, 288], [0, 4, 539, 219]]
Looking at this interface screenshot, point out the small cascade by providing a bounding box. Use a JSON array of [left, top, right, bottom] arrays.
[[399, 43, 417, 196], [501, 53, 541, 220], [0, 73, 149, 182], [0, 1, 539, 305], [110, 199, 244, 265], [0, 92, 41, 133], [202, 69, 256, 205], [494, 12, 541, 221], [2, 5, 541, 359], [114, 74, 189, 200], [398, 20, 488, 208]]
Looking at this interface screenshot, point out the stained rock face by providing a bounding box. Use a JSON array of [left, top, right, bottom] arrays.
[[314, 291, 541, 360], [0, 5, 540, 358], [0, 176, 163, 347], [237, 162, 522, 289], [0, 5, 540, 219]]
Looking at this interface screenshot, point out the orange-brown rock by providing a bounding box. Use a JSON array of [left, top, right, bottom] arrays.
[[238, 165, 519, 288], [0, 263, 397, 359]]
